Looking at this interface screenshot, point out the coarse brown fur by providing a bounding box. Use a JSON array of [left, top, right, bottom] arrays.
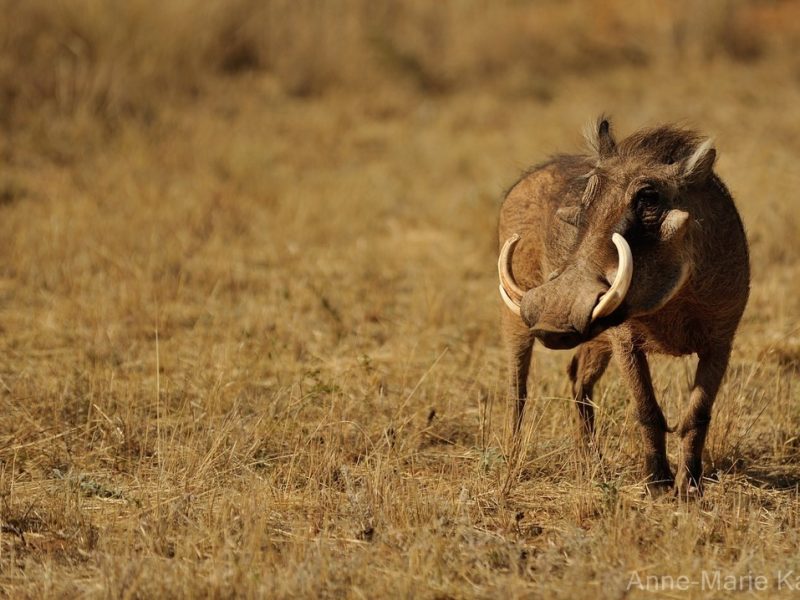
[[499, 118, 750, 496]]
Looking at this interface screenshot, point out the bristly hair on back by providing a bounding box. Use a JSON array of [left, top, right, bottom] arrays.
[[584, 117, 713, 173], [616, 124, 707, 167]]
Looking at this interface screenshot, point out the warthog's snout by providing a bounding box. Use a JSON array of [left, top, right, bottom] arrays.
[[520, 272, 609, 349], [499, 233, 633, 350]]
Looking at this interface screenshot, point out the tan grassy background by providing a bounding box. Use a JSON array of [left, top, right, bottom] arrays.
[[0, 0, 799, 597]]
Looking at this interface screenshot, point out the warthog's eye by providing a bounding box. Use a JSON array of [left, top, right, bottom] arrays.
[[636, 187, 660, 205], [635, 187, 663, 229]]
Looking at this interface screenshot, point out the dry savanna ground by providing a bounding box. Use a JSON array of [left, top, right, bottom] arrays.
[[1, 1, 800, 598]]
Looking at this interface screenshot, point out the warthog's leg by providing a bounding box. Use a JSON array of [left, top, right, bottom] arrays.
[[613, 337, 674, 494], [675, 345, 732, 496], [567, 340, 612, 441], [501, 307, 534, 435]]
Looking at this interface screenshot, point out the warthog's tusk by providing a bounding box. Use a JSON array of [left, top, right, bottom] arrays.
[[498, 234, 524, 316], [591, 232, 633, 321], [499, 284, 521, 316]]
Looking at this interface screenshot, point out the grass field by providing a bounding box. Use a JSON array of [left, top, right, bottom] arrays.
[[1, 1, 800, 597]]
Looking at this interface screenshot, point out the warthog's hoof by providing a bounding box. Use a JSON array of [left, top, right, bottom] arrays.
[[645, 477, 675, 498], [643, 457, 674, 498], [674, 472, 704, 499]]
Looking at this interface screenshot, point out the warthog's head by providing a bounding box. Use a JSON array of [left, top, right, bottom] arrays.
[[500, 119, 716, 349]]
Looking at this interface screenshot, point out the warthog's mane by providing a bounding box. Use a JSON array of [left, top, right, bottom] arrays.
[[615, 124, 706, 166], [581, 122, 712, 203], [503, 123, 713, 210], [585, 121, 706, 168]]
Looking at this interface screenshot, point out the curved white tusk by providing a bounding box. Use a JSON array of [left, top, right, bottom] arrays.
[[499, 284, 521, 316], [498, 234, 525, 314], [591, 232, 633, 321]]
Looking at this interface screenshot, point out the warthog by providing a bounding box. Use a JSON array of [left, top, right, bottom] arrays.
[[498, 118, 749, 495]]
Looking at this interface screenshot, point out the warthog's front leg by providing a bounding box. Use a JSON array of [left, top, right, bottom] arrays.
[[502, 307, 534, 435], [675, 345, 731, 496], [613, 338, 674, 494], [568, 340, 612, 442]]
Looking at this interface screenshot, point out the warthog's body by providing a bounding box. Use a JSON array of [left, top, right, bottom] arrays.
[[499, 119, 749, 495]]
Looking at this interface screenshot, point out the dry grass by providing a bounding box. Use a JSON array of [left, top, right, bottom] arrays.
[[1, 1, 800, 597]]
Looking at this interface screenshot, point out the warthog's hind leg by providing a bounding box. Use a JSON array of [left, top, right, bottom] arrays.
[[675, 344, 732, 497], [568, 340, 612, 443]]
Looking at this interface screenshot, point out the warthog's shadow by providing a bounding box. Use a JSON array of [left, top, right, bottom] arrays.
[[707, 456, 800, 491]]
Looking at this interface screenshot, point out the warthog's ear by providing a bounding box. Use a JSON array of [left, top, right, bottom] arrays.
[[584, 116, 617, 160], [681, 139, 716, 182]]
